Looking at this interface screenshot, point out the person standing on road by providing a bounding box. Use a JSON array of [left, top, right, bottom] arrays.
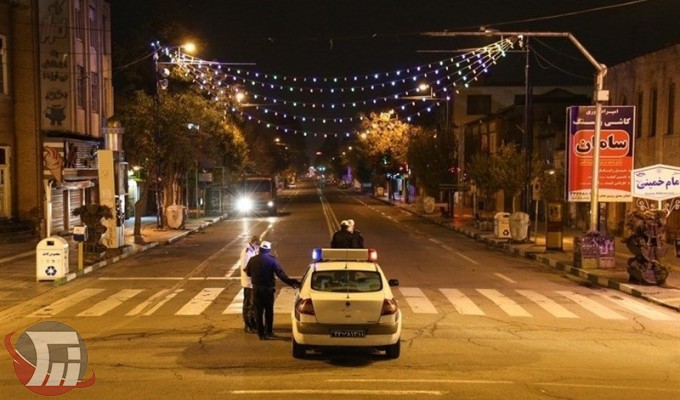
[[239, 235, 260, 333], [346, 219, 364, 248], [245, 241, 299, 340], [330, 220, 354, 248]]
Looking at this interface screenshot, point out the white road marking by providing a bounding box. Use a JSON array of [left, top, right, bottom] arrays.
[[328, 378, 513, 384], [429, 238, 442, 245], [516, 290, 579, 318], [398, 287, 438, 314], [274, 287, 297, 313], [77, 289, 144, 317], [175, 288, 225, 315], [99, 277, 234, 281], [439, 289, 485, 315], [28, 289, 104, 317], [596, 292, 677, 321], [143, 289, 183, 316], [494, 273, 516, 284], [127, 289, 172, 316], [224, 288, 244, 314], [477, 289, 532, 317], [230, 390, 445, 396], [225, 261, 241, 278], [557, 291, 626, 320], [455, 251, 479, 265]]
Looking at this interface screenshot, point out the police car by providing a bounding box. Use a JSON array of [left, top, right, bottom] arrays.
[[291, 248, 401, 359]]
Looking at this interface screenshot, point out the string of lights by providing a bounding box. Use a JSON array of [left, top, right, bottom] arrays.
[[155, 36, 519, 137]]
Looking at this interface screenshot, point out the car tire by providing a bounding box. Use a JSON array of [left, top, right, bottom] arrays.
[[292, 339, 306, 359], [385, 339, 400, 359]]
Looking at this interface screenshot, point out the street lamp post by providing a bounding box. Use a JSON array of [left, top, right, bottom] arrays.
[[422, 31, 608, 233]]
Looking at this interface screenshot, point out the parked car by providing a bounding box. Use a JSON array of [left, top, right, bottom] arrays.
[[291, 248, 401, 359]]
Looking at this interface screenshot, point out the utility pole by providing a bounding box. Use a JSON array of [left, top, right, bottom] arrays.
[[523, 36, 533, 214], [422, 31, 607, 233]]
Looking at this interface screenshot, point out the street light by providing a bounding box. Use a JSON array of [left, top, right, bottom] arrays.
[[423, 31, 607, 233]]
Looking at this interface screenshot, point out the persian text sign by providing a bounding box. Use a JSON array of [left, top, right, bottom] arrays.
[[566, 106, 635, 202], [632, 164, 680, 200]]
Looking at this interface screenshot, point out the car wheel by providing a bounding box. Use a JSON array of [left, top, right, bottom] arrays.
[[385, 339, 400, 359], [292, 339, 306, 359]]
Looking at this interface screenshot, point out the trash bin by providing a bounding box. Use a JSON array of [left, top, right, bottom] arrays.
[[494, 212, 511, 239], [509, 212, 530, 241], [375, 186, 385, 197], [36, 237, 69, 281]]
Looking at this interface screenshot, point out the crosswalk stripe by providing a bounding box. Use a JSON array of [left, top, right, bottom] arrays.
[[127, 289, 172, 316], [557, 291, 626, 320], [477, 289, 532, 317], [595, 292, 677, 321], [175, 288, 224, 315], [274, 287, 296, 314], [224, 288, 244, 314], [398, 287, 438, 314], [143, 289, 183, 316], [28, 289, 105, 317], [78, 289, 144, 317], [516, 290, 579, 319], [439, 289, 484, 315]]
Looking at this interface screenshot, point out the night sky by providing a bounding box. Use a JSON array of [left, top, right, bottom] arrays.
[[111, 0, 680, 83], [110, 0, 680, 149]]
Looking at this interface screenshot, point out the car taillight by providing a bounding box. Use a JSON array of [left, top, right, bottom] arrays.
[[295, 298, 315, 315], [380, 298, 398, 316]]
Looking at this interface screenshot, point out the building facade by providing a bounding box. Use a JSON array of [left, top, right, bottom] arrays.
[[606, 43, 680, 237], [0, 0, 113, 237]]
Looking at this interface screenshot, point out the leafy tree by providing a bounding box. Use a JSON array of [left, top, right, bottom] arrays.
[[467, 153, 499, 212], [407, 125, 457, 196], [357, 112, 411, 166], [119, 90, 247, 235], [492, 143, 527, 212]]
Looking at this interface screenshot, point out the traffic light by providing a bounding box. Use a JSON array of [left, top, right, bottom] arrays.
[[157, 66, 170, 91]]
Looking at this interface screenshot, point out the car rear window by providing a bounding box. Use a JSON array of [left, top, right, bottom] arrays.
[[311, 270, 383, 293]]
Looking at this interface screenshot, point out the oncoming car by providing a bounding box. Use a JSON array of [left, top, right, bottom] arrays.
[[291, 248, 401, 359]]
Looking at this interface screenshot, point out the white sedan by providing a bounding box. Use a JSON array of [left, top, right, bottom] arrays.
[[291, 248, 401, 359]]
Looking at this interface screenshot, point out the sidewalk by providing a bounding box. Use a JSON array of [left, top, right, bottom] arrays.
[[374, 195, 680, 312], [0, 215, 226, 292]]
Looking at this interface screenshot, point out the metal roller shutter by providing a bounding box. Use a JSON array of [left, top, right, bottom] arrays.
[[51, 188, 65, 234]]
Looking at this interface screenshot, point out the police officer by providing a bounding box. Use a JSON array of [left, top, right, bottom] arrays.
[[239, 235, 260, 333], [346, 219, 364, 248], [330, 220, 354, 248], [245, 241, 299, 340]]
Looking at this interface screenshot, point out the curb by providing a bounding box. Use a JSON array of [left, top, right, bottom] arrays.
[[376, 197, 680, 313], [52, 215, 227, 285]]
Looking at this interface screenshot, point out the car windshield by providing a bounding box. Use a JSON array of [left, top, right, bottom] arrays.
[[242, 180, 271, 193], [311, 270, 382, 293]]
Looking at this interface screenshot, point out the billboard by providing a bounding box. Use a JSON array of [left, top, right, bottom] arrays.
[[566, 106, 635, 202]]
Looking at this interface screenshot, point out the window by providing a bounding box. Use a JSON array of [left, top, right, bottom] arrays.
[[90, 72, 99, 112], [88, 5, 98, 50], [311, 270, 382, 293], [76, 66, 85, 108], [650, 87, 657, 137], [0, 35, 7, 95], [74, 0, 84, 40], [668, 83, 676, 135], [467, 95, 491, 115], [636, 91, 643, 138]]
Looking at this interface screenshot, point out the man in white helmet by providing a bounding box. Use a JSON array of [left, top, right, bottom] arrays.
[[239, 235, 260, 333]]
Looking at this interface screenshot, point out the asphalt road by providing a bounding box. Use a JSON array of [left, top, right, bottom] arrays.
[[1, 182, 679, 400]]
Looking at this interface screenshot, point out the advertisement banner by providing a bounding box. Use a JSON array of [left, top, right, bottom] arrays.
[[566, 106, 635, 202]]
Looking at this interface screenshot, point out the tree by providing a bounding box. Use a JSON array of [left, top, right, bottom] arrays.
[[407, 125, 457, 197], [492, 143, 528, 212], [358, 111, 411, 166], [467, 153, 499, 212], [119, 90, 247, 235]]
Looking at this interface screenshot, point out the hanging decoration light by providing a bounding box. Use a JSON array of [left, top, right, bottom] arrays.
[[158, 36, 518, 137]]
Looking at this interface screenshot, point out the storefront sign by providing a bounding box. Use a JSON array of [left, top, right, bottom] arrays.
[[632, 164, 680, 200], [566, 106, 635, 202]]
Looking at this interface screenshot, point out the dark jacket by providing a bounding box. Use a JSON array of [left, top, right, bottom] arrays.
[[351, 230, 364, 248], [245, 251, 297, 288], [331, 227, 354, 248]]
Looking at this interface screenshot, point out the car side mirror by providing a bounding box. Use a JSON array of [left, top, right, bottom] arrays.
[[388, 279, 399, 287]]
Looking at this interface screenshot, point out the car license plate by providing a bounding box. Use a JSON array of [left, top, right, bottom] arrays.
[[330, 329, 366, 338]]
